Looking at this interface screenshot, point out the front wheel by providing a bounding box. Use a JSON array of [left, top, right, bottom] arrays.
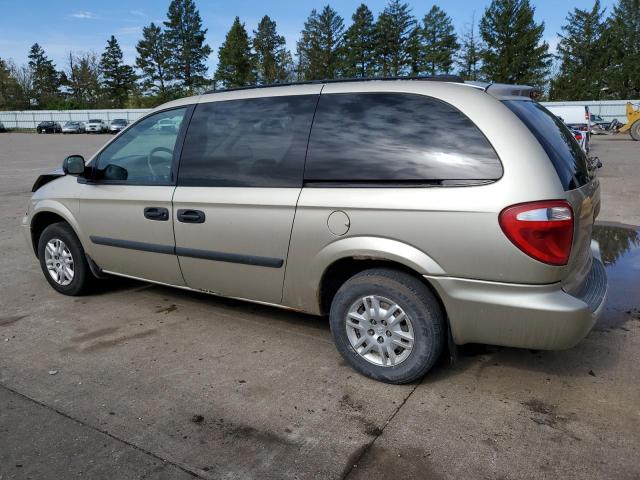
[[329, 268, 444, 384], [37, 222, 94, 295], [630, 120, 640, 141]]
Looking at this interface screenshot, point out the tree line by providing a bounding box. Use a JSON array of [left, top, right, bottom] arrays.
[[0, 0, 638, 111]]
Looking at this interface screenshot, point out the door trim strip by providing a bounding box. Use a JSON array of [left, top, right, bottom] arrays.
[[89, 236, 283, 268], [90, 236, 175, 255], [175, 246, 283, 268]]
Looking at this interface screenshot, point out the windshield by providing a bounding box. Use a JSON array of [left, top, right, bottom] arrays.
[[112, 119, 126, 124], [503, 100, 591, 191], [89, 119, 102, 123]]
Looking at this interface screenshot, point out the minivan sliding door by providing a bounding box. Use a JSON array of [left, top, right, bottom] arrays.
[[172, 90, 320, 303]]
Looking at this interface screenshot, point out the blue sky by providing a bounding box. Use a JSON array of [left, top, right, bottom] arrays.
[[0, 0, 617, 72]]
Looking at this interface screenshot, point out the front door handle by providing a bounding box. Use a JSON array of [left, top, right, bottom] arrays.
[[177, 209, 206, 224], [144, 207, 169, 221]]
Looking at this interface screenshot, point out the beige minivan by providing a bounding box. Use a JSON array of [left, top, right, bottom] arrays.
[[23, 77, 607, 383]]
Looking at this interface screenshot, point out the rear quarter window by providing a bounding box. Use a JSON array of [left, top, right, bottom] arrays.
[[304, 92, 502, 184], [503, 100, 591, 191]]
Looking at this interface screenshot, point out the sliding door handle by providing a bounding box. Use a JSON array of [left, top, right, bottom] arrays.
[[177, 209, 206, 224], [144, 207, 169, 221]]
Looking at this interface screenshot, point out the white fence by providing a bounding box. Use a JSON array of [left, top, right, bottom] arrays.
[[0, 100, 637, 130], [0, 109, 151, 130], [541, 100, 638, 123]]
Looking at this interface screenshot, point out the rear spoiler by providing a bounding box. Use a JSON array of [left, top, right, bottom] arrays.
[[465, 81, 541, 100]]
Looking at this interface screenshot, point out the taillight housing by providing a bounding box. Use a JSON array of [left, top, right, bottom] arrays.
[[499, 201, 574, 266], [574, 132, 583, 141]]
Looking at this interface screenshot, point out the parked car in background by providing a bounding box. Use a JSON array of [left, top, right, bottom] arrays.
[[590, 113, 610, 128], [571, 128, 589, 153], [85, 119, 107, 133], [545, 105, 591, 132], [23, 78, 607, 384], [0, 121, 6, 132], [62, 121, 86, 134], [109, 118, 128, 134], [36, 121, 62, 134]]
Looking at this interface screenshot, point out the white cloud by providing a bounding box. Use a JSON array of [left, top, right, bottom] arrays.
[[71, 11, 97, 20], [118, 26, 142, 36], [130, 10, 145, 18]]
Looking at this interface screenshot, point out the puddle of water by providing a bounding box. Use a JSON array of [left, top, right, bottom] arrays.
[[592, 223, 640, 330]]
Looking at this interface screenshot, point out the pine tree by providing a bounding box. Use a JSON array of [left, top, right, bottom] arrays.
[[296, 6, 345, 80], [550, 1, 607, 100], [479, 0, 551, 86], [374, 0, 416, 76], [27, 43, 61, 107], [418, 6, 459, 75], [253, 15, 292, 84], [603, 0, 640, 99], [457, 14, 483, 80], [136, 22, 173, 97], [215, 17, 256, 88], [164, 0, 212, 92], [101, 36, 137, 107], [342, 4, 377, 77]]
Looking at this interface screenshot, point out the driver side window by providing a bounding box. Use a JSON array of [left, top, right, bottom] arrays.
[[95, 107, 188, 184]]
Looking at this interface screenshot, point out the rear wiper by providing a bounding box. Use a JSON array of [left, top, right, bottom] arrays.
[[587, 156, 602, 171]]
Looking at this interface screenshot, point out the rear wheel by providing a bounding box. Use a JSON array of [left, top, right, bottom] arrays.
[[329, 268, 444, 384], [37, 222, 93, 296], [630, 120, 640, 141]]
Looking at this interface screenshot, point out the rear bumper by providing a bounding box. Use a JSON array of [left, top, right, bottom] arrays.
[[426, 256, 607, 350]]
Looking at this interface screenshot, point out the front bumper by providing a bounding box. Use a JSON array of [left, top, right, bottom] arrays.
[[426, 256, 607, 350]]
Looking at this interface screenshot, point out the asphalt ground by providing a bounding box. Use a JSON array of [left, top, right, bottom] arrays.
[[0, 132, 638, 479]]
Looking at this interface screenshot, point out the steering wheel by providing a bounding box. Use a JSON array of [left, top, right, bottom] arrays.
[[147, 147, 173, 178]]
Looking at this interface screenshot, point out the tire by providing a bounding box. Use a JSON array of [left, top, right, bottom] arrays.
[[329, 268, 444, 384], [630, 120, 640, 141], [37, 222, 93, 296]]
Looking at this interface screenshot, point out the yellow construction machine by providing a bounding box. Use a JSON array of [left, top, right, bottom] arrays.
[[618, 102, 640, 141]]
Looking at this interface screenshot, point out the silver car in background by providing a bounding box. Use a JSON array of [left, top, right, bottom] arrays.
[[62, 121, 86, 134], [22, 77, 607, 384], [109, 118, 128, 134]]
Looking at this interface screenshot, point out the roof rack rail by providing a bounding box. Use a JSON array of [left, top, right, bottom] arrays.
[[204, 75, 464, 94]]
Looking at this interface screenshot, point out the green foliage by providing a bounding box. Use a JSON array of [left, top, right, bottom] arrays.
[[64, 52, 103, 109], [215, 17, 256, 88], [342, 4, 377, 77], [603, 0, 640, 99], [28, 43, 61, 107], [136, 22, 174, 99], [101, 36, 137, 107], [0, 58, 23, 109], [164, 0, 212, 92], [296, 5, 345, 80], [480, 0, 551, 86], [550, 1, 607, 100], [418, 6, 459, 75], [253, 15, 293, 84], [374, 0, 416, 76], [457, 15, 483, 80]]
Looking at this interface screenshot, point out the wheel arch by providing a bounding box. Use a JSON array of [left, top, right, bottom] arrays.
[[30, 203, 82, 258]]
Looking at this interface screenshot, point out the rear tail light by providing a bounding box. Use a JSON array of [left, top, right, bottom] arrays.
[[574, 132, 583, 141], [499, 201, 574, 266]]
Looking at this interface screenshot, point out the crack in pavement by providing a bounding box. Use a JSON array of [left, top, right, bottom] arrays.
[[0, 382, 204, 479], [341, 379, 422, 479]]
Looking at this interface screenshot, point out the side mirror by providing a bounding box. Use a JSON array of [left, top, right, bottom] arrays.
[[62, 155, 85, 176]]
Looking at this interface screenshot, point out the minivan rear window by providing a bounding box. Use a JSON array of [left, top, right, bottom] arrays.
[[503, 100, 591, 191], [304, 93, 502, 184]]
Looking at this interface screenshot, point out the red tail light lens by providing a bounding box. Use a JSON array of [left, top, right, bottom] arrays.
[[574, 132, 583, 141], [499, 201, 574, 266]]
